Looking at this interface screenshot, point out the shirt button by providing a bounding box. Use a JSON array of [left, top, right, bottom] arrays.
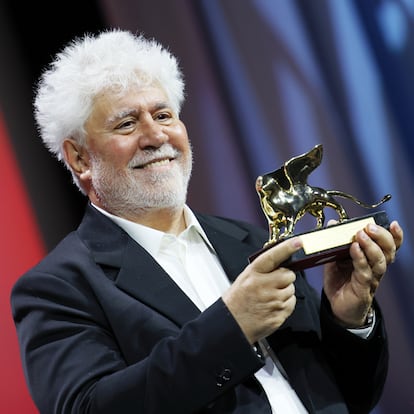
[[216, 368, 232, 387]]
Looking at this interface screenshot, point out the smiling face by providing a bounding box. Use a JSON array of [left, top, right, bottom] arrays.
[[66, 85, 193, 220]]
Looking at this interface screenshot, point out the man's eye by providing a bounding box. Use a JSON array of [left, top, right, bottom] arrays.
[[155, 112, 172, 121], [118, 120, 135, 129]]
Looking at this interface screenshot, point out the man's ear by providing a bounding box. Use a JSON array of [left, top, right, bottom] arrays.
[[63, 139, 91, 180]]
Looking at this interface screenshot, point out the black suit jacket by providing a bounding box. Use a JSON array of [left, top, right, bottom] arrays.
[[11, 204, 388, 414]]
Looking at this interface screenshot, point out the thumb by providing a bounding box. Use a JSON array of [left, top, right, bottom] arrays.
[[251, 237, 303, 273]]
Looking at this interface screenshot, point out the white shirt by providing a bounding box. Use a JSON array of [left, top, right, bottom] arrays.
[[94, 204, 308, 413]]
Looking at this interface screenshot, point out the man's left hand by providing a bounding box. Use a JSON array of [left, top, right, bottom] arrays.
[[323, 220, 403, 328]]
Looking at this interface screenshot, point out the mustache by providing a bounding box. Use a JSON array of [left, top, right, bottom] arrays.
[[128, 144, 180, 168]]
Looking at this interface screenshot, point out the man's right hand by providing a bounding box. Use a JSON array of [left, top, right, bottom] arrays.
[[221, 237, 303, 344]]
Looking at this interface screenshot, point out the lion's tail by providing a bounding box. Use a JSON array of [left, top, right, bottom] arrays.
[[327, 191, 392, 209]]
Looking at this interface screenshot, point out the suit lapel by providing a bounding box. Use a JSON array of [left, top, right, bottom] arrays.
[[114, 213, 264, 325], [78, 204, 201, 326], [115, 239, 201, 326], [195, 213, 259, 282]]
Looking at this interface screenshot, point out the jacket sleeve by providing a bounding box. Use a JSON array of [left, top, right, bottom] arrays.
[[320, 291, 388, 413]]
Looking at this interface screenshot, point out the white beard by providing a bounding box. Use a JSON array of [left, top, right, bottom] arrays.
[[90, 143, 193, 217]]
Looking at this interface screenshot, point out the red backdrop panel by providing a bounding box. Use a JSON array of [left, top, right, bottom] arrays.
[[0, 111, 44, 413]]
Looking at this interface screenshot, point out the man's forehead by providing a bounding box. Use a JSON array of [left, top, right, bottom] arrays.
[[93, 87, 171, 121]]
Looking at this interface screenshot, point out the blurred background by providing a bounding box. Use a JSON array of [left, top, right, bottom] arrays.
[[1, 1, 413, 413]]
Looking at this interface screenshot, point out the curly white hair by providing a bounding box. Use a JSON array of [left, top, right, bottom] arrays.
[[34, 28, 185, 164]]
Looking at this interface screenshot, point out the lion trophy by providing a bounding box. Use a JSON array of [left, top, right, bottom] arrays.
[[256, 144, 391, 247]]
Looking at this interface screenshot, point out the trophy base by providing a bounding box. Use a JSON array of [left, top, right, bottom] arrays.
[[249, 211, 390, 271]]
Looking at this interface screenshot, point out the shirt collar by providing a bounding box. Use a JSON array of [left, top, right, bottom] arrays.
[[91, 203, 214, 256]]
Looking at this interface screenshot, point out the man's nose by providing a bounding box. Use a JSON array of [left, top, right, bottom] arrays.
[[138, 116, 168, 149]]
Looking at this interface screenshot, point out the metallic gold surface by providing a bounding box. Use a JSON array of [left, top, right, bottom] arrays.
[[255, 144, 391, 246]]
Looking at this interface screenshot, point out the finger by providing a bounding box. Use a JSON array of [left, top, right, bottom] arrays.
[[272, 293, 297, 316], [258, 280, 296, 310], [364, 224, 397, 265], [346, 242, 382, 299], [276, 281, 296, 302], [251, 237, 303, 273], [389, 220, 403, 251], [353, 230, 387, 278]]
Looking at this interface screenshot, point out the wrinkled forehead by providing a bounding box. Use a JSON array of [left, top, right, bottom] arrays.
[[85, 84, 171, 126], [93, 82, 169, 110]]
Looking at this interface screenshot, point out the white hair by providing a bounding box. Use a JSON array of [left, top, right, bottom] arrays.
[[34, 28, 185, 165]]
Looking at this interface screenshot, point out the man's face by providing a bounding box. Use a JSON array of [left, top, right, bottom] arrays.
[[83, 85, 192, 218]]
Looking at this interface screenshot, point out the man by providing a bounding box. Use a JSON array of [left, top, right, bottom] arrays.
[[11, 29, 403, 414]]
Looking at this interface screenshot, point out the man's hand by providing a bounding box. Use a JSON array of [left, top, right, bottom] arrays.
[[323, 220, 403, 328], [222, 237, 303, 344]]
